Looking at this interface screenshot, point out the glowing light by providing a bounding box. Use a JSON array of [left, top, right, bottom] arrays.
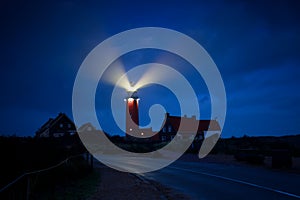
[[104, 57, 190, 103], [102, 60, 132, 90], [132, 63, 177, 90], [111, 62, 181, 95], [129, 128, 132, 131], [127, 86, 136, 92], [141, 132, 144, 135], [128, 98, 134, 101]]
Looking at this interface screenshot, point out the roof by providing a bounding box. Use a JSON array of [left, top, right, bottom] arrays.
[[36, 113, 75, 135], [166, 114, 221, 133], [78, 123, 97, 132]]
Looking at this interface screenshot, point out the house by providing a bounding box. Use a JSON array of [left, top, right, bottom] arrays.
[[35, 113, 77, 138], [159, 113, 221, 142], [125, 112, 221, 143], [77, 122, 97, 132]]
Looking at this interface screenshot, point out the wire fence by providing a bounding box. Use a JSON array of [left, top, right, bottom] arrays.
[[0, 152, 94, 200]]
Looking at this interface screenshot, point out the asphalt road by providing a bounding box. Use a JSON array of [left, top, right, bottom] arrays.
[[140, 159, 300, 200]]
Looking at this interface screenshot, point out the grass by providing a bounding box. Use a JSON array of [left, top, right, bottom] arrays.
[[52, 170, 101, 200]]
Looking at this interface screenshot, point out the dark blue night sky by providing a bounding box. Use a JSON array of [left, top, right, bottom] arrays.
[[0, 0, 299, 138]]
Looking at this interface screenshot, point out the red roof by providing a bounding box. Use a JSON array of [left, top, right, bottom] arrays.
[[167, 115, 220, 133]]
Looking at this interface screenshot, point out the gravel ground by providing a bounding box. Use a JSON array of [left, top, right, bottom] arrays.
[[88, 166, 190, 200]]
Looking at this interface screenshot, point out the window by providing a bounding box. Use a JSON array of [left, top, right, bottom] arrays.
[[67, 124, 71, 128], [162, 136, 166, 141], [162, 127, 166, 133], [59, 123, 63, 128], [53, 132, 64, 137], [168, 125, 172, 132]]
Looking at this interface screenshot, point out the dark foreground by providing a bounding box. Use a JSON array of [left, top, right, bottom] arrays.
[[89, 161, 189, 200]]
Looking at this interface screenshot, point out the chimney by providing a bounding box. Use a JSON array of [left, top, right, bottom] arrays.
[[166, 112, 170, 118]]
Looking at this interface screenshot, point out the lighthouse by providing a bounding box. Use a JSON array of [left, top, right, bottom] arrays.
[[125, 90, 140, 139]]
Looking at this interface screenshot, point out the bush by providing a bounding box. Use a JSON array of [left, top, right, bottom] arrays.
[[234, 149, 265, 165]]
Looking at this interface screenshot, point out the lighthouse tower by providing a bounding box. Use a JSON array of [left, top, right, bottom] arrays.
[[125, 90, 139, 139]]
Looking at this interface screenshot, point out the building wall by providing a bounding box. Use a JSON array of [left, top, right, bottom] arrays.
[[126, 98, 139, 138]]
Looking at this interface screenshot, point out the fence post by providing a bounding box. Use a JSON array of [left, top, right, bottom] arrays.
[[90, 153, 94, 170], [86, 151, 89, 164]]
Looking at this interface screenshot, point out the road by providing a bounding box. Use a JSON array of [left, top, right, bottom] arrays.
[[139, 158, 300, 199]]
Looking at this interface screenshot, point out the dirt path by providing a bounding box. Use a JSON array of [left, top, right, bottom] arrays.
[[88, 166, 189, 200]]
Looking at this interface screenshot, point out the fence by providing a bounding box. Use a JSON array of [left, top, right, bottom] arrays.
[[0, 152, 94, 199]]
